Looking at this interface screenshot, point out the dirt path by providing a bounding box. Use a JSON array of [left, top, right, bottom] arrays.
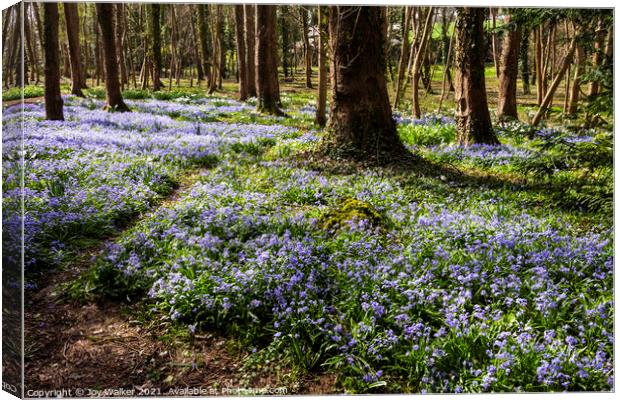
[[23, 166, 337, 396]]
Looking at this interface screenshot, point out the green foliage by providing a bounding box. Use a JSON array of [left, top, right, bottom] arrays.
[[398, 121, 455, 147], [2, 85, 44, 101]]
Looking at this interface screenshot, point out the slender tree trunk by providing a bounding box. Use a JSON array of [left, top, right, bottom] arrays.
[[324, 6, 406, 162], [95, 3, 130, 112], [315, 6, 328, 127], [588, 20, 607, 97], [535, 27, 543, 105], [567, 44, 584, 115], [255, 5, 283, 115], [244, 4, 257, 97], [519, 28, 530, 95], [437, 21, 456, 112], [411, 7, 434, 118], [115, 4, 127, 89], [43, 3, 64, 120], [531, 35, 578, 126], [497, 15, 521, 120], [280, 5, 290, 78], [150, 4, 162, 91], [198, 4, 212, 88], [63, 2, 85, 96], [454, 8, 498, 145], [190, 11, 204, 81], [301, 6, 313, 88], [491, 8, 499, 78], [24, 3, 36, 83], [393, 6, 412, 109], [234, 5, 248, 100]]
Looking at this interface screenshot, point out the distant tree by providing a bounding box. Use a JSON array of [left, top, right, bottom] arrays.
[[497, 14, 522, 120], [301, 7, 313, 88], [519, 28, 531, 95], [234, 5, 248, 100], [63, 2, 85, 96], [255, 5, 283, 115], [393, 6, 412, 109], [453, 7, 498, 145], [95, 3, 130, 112], [43, 3, 64, 120], [411, 7, 434, 118], [197, 4, 212, 87], [323, 6, 406, 162]]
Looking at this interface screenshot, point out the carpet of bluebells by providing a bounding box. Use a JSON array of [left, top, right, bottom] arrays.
[[3, 95, 613, 393]]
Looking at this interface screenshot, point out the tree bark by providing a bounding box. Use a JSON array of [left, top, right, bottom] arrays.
[[150, 4, 162, 91], [198, 4, 212, 87], [280, 6, 290, 78], [324, 6, 406, 162], [454, 8, 498, 145], [43, 3, 64, 120], [255, 5, 283, 115], [115, 4, 127, 88], [497, 15, 521, 120], [95, 3, 129, 112], [315, 6, 328, 127], [190, 10, 204, 81], [411, 7, 434, 118], [393, 7, 412, 109], [531, 35, 578, 126], [588, 19, 607, 97], [301, 7, 313, 88], [244, 4, 257, 97], [519, 28, 530, 95], [567, 44, 584, 115], [234, 5, 248, 100], [208, 5, 222, 93], [535, 26, 543, 105], [63, 2, 85, 96]]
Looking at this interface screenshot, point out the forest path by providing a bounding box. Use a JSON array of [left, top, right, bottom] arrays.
[[24, 167, 254, 394]]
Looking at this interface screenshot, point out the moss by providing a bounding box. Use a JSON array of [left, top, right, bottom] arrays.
[[319, 198, 385, 231]]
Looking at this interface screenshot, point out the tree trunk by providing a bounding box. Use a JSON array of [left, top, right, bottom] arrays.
[[315, 6, 328, 127], [519, 28, 530, 95], [190, 11, 204, 81], [535, 26, 543, 105], [198, 4, 212, 87], [490, 8, 499, 78], [454, 8, 498, 145], [437, 20, 456, 112], [497, 15, 521, 120], [244, 4, 257, 97], [255, 5, 283, 115], [43, 3, 64, 120], [234, 5, 248, 100], [280, 6, 290, 78], [411, 7, 434, 119], [150, 4, 162, 91], [301, 7, 313, 88], [393, 6, 412, 109], [567, 44, 584, 115], [63, 2, 85, 96], [95, 3, 129, 112], [531, 35, 577, 126], [209, 5, 222, 93], [115, 4, 127, 88], [588, 20, 607, 97], [324, 6, 406, 162]]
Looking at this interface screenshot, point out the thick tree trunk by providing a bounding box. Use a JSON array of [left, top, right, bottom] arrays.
[[150, 4, 162, 91], [497, 16, 521, 120], [43, 3, 64, 120], [63, 3, 85, 96], [244, 5, 257, 97], [95, 3, 130, 112], [301, 7, 313, 88], [454, 8, 498, 145], [393, 7, 412, 109], [315, 6, 328, 127], [324, 6, 406, 162], [255, 5, 283, 115], [411, 7, 434, 118], [531, 35, 577, 126], [234, 5, 248, 100]]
